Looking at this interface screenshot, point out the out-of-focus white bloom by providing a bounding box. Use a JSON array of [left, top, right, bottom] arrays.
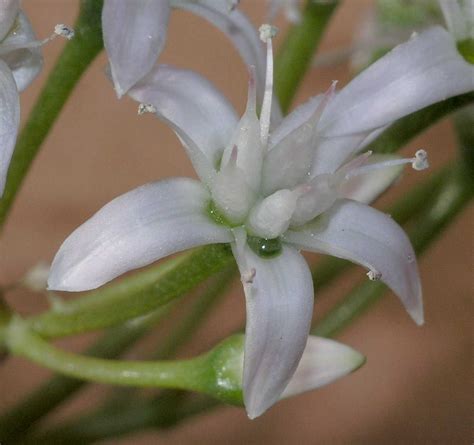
[[0, 1, 73, 195], [349, 0, 474, 70], [0, 0, 41, 195], [21, 261, 50, 292], [48, 25, 473, 418], [267, 0, 302, 23]]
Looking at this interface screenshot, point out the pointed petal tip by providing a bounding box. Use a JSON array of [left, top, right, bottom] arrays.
[[244, 395, 273, 420], [410, 307, 425, 326]]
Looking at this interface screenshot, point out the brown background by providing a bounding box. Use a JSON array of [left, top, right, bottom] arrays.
[[0, 1, 472, 444]]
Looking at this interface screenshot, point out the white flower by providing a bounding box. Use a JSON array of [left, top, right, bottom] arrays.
[[350, 0, 474, 70], [48, 25, 474, 418], [0, 0, 43, 195]]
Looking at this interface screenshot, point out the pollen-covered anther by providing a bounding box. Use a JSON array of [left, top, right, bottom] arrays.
[[137, 103, 157, 115], [259, 24, 278, 43], [54, 24, 75, 40], [412, 149, 429, 171], [367, 269, 382, 281]]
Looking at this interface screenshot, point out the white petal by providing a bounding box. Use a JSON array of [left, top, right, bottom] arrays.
[[284, 199, 423, 325], [1, 11, 43, 92], [231, 242, 314, 418], [339, 154, 404, 204], [290, 174, 338, 227], [262, 87, 334, 195], [0, 0, 19, 41], [102, 0, 170, 97], [268, 94, 323, 150], [311, 132, 369, 177], [128, 64, 238, 169], [211, 155, 256, 224], [48, 178, 232, 292], [282, 336, 365, 399], [0, 58, 19, 196], [316, 26, 474, 172], [172, 0, 282, 122]]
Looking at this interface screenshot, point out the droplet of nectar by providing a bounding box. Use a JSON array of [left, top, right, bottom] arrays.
[[247, 236, 282, 258]]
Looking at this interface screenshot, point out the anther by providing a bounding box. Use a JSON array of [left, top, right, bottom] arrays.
[[137, 103, 157, 115], [367, 269, 382, 281], [412, 149, 429, 171], [54, 24, 75, 40], [259, 24, 278, 43]]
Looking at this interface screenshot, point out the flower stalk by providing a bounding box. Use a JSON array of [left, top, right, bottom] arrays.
[[275, 0, 339, 112]]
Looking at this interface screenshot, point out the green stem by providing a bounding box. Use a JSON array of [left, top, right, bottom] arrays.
[[0, 305, 173, 442], [0, 0, 104, 228], [27, 244, 233, 339], [312, 165, 473, 338], [5, 319, 208, 391], [274, 0, 339, 112]]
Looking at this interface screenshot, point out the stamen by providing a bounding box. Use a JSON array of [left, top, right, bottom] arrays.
[[0, 23, 74, 55], [345, 149, 429, 179], [259, 24, 278, 147], [307, 80, 338, 133], [412, 149, 429, 171], [137, 103, 157, 115], [246, 66, 257, 114]]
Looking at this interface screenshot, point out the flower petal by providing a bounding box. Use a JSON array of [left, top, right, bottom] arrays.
[[268, 94, 323, 150], [48, 178, 232, 292], [1, 11, 43, 92], [128, 64, 238, 169], [0, 58, 19, 196], [316, 26, 474, 172], [171, 0, 282, 122], [282, 336, 365, 399], [231, 241, 314, 418], [102, 0, 170, 97], [339, 154, 404, 204], [0, 0, 19, 41], [284, 199, 423, 325]]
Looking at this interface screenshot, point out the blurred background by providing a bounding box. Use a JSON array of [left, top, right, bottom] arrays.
[[0, 1, 472, 443]]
